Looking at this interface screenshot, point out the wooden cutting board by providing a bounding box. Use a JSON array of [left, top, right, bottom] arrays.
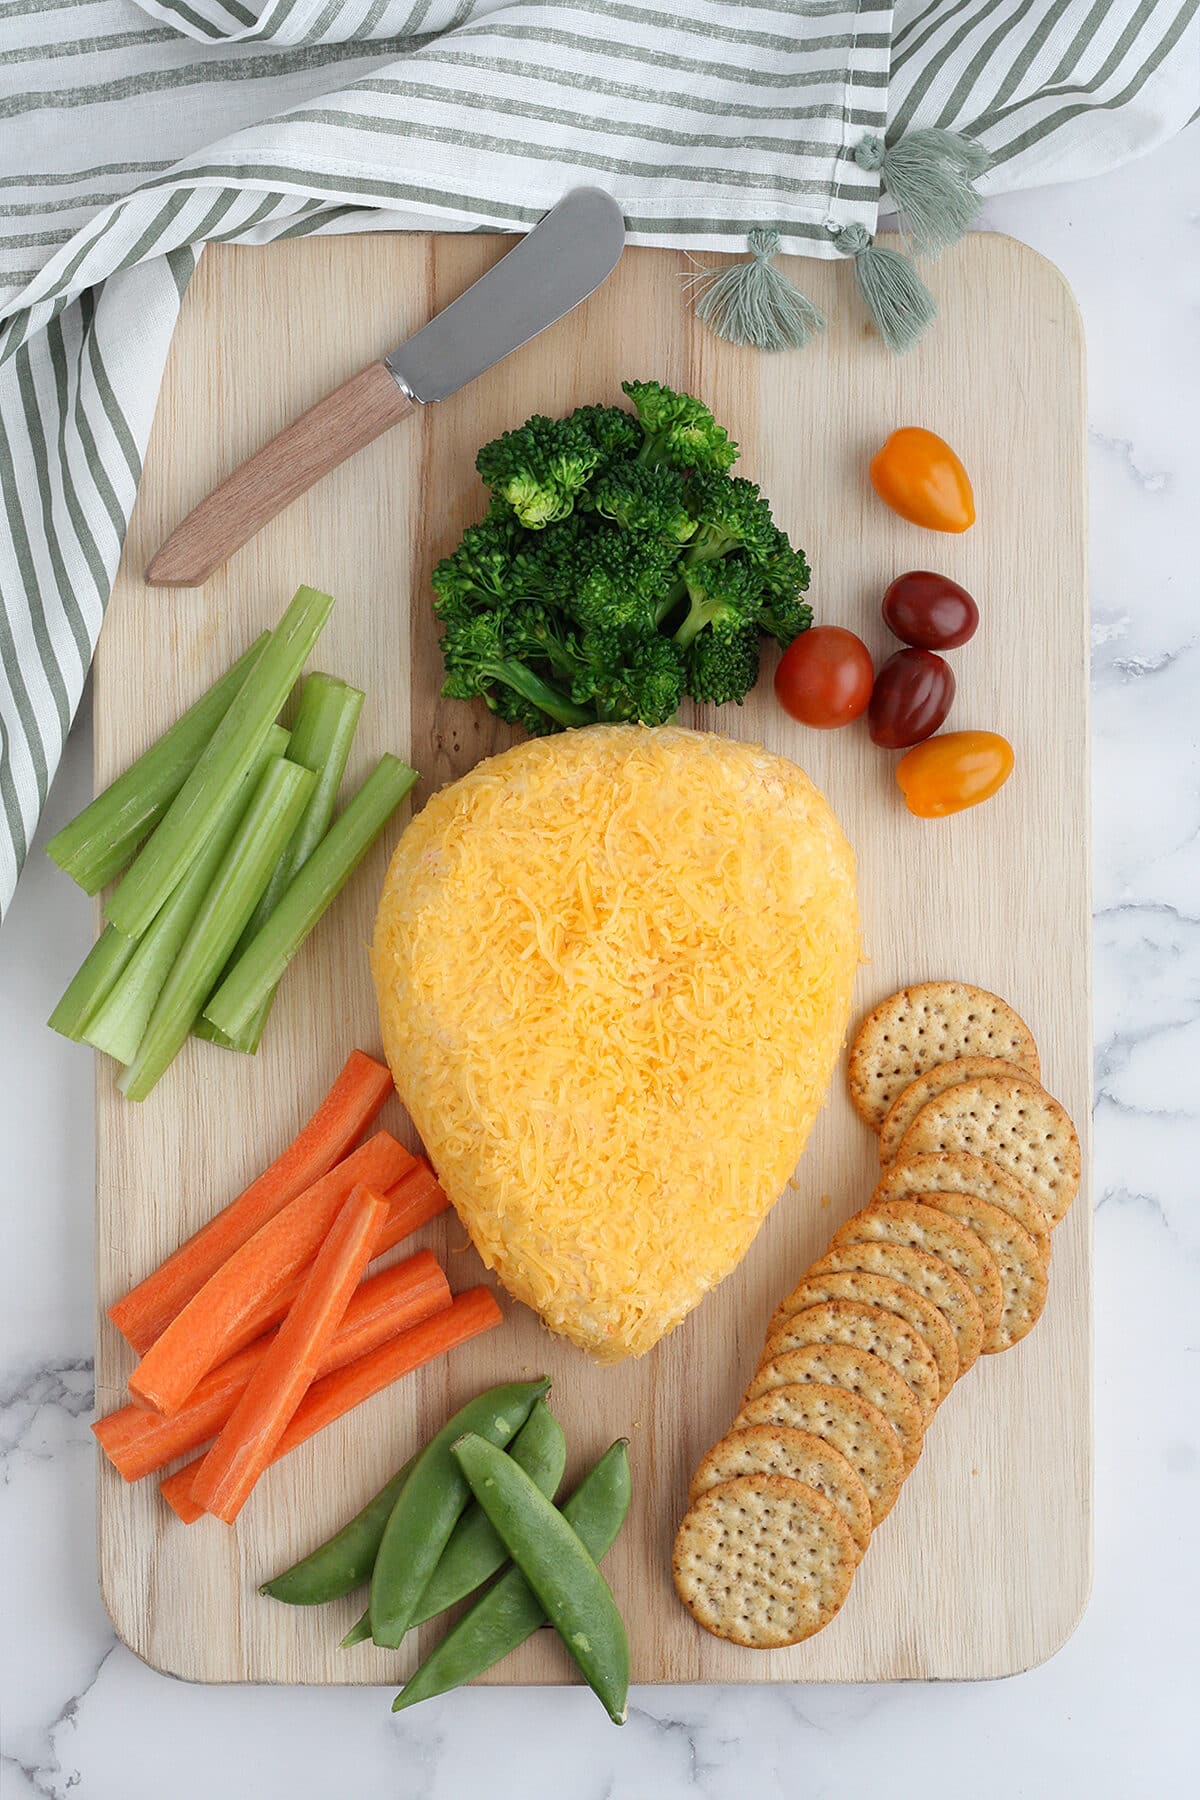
[[94, 232, 1090, 1686]]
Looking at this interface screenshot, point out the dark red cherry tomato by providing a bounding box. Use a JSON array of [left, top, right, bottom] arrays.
[[868, 648, 955, 748], [882, 570, 979, 650], [775, 626, 875, 729]]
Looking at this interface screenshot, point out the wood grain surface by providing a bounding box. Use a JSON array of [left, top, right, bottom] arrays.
[[94, 232, 1091, 1686]]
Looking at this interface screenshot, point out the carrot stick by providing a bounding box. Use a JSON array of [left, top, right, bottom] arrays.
[[94, 1251, 450, 1483], [188, 1186, 388, 1523], [217, 1160, 450, 1360], [128, 1132, 410, 1418], [160, 1286, 502, 1523], [109, 1051, 394, 1352], [161, 1481, 207, 1526]]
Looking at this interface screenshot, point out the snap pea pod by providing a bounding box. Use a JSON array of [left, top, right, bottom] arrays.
[[338, 1607, 376, 1650], [259, 1455, 416, 1607], [342, 1399, 566, 1647], [416, 1400, 565, 1624], [450, 1433, 630, 1723], [392, 1440, 631, 1715], [369, 1378, 550, 1649]]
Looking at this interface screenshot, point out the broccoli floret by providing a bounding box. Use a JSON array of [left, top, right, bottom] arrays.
[[621, 379, 739, 474], [560, 524, 678, 639], [685, 473, 779, 564], [430, 510, 518, 616], [435, 381, 813, 735], [571, 403, 643, 469], [685, 626, 761, 707], [476, 415, 602, 527], [759, 591, 813, 649], [756, 534, 813, 646], [592, 465, 697, 544], [581, 632, 686, 725], [440, 612, 591, 730], [507, 601, 683, 726], [489, 686, 562, 737], [673, 557, 762, 649]]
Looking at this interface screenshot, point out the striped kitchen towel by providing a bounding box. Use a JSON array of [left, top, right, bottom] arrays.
[[1, 0, 1197, 916]]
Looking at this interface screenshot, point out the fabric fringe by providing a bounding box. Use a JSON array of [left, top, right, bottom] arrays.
[[832, 223, 937, 354], [855, 127, 992, 257], [689, 230, 825, 352]]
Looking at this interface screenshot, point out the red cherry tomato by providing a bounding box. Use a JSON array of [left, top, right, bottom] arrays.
[[882, 571, 979, 650], [868, 648, 955, 749], [775, 626, 874, 729], [897, 731, 1014, 817]]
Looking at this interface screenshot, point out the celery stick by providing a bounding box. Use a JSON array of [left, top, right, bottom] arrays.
[[83, 727, 289, 1065], [203, 754, 417, 1041], [48, 924, 139, 1041], [46, 634, 269, 894], [118, 758, 314, 1102], [230, 677, 363, 964], [191, 1017, 236, 1048], [258, 675, 364, 913], [106, 586, 333, 939], [216, 673, 364, 1054]]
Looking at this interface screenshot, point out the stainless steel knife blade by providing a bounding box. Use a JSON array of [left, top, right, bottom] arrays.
[[385, 187, 626, 404]]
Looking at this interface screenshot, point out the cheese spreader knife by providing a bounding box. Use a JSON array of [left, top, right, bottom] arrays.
[[146, 187, 626, 588]]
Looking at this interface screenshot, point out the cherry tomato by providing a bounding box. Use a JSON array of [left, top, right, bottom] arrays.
[[882, 570, 979, 650], [896, 731, 1014, 818], [869, 428, 975, 533], [775, 626, 874, 729], [868, 648, 954, 748]]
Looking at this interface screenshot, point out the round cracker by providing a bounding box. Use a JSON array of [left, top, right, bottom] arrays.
[[832, 1200, 1004, 1341], [768, 1269, 958, 1398], [762, 1300, 940, 1425], [811, 1241, 983, 1378], [745, 1342, 924, 1470], [848, 982, 1041, 1129], [878, 1057, 1040, 1167], [735, 1382, 905, 1525], [912, 1191, 1048, 1351], [688, 1425, 873, 1556], [897, 1076, 1080, 1227], [873, 1148, 1051, 1264], [672, 1474, 858, 1648]]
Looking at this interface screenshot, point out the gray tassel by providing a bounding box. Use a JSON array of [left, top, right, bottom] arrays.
[[855, 128, 992, 258], [689, 229, 825, 352], [831, 223, 936, 355]]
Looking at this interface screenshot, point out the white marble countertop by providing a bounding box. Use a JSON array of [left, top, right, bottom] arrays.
[[3, 134, 1197, 1800]]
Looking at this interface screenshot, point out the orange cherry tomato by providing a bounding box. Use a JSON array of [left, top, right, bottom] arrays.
[[869, 428, 975, 533], [896, 730, 1013, 818]]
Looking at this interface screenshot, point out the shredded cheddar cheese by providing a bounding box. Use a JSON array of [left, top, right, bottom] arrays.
[[372, 725, 858, 1361]]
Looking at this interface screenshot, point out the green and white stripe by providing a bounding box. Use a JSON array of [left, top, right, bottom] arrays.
[[0, 0, 1196, 914]]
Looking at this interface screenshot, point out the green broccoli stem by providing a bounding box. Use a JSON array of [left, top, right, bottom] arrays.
[[654, 587, 686, 628], [486, 660, 592, 729], [523, 628, 586, 691], [672, 591, 719, 650], [654, 533, 736, 630], [683, 528, 737, 567]]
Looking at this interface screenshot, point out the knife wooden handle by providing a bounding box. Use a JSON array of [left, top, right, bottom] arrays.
[[145, 360, 416, 588]]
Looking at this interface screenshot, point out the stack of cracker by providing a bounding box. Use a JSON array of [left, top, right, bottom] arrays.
[[672, 981, 1081, 1650]]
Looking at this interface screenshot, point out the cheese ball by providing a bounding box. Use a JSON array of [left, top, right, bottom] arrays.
[[372, 724, 858, 1360]]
